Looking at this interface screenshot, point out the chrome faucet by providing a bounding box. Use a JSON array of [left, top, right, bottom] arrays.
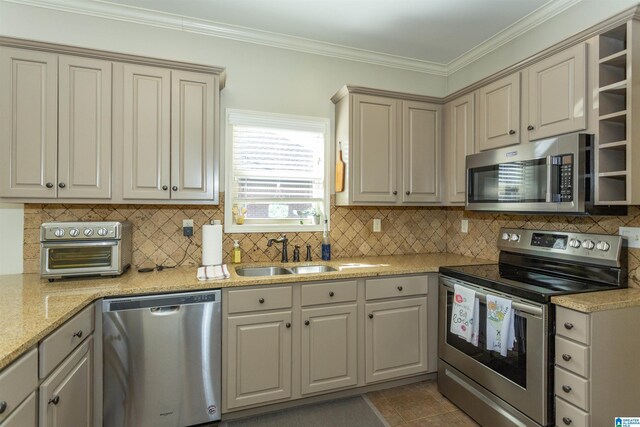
[[267, 234, 289, 263]]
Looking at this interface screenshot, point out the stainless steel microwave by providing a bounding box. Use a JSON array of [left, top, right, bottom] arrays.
[[465, 133, 626, 215]]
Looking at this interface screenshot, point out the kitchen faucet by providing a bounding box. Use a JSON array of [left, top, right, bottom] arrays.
[[267, 234, 289, 263]]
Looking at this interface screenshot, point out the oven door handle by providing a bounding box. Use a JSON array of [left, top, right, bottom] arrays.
[[42, 241, 118, 249]]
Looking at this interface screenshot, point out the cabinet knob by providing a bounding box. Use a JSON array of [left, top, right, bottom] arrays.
[[564, 322, 574, 330], [405, 191, 410, 195], [46, 182, 54, 189], [285, 322, 291, 328], [329, 291, 334, 297], [0, 401, 6, 414], [562, 385, 572, 393], [562, 353, 572, 361], [392, 191, 398, 195], [73, 330, 83, 339], [562, 417, 572, 425], [509, 129, 516, 135], [304, 320, 310, 326], [58, 182, 66, 188], [162, 185, 168, 191], [368, 313, 374, 319], [172, 186, 178, 191], [397, 286, 403, 291], [527, 125, 534, 131], [259, 298, 265, 304], [48, 395, 60, 405]]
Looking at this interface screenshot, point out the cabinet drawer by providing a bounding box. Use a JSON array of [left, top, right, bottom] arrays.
[[227, 286, 292, 314], [0, 348, 37, 424], [555, 397, 589, 427], [365, 275, 428, 300], [301, 281, 357, 306], [0, 392, 36, 427], [556, 307, 590, 344], [39, 304, 95, 379], [555, 336, 589, 378], [555, 367, 589, 411]]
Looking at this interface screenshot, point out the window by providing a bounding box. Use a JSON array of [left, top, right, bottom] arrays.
[[225, 109, 330, 233]]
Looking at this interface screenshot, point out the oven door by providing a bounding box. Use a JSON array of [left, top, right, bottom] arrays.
[[438, 276, 549, 425], [41, 241, 121, 277]]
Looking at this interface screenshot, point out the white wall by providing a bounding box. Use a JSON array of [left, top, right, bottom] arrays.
[[0, 203, 23, 275]]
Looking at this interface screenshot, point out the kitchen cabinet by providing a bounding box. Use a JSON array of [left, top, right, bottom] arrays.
[[444, 92, 476, 204], [0, 348, 38, 426], [477, 72, 521, 151], [332, 86, 442, 206], [0, 393, 36, 427]]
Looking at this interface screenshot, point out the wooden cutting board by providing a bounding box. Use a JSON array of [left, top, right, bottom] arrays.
[[335, 141, 345, 193]]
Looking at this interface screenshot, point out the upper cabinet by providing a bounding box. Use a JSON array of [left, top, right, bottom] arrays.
[[444, 92, 476, 204], [477, 73, 521, 151], [332, 86, 442, 206], [0, 40, 224, 204]]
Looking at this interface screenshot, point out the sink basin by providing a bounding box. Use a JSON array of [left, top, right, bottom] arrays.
[[235, 266, 293, 277], [288, 265, 338, 274]]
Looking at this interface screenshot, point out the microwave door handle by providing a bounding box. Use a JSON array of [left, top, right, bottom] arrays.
[[546, 156, 553, 203], [43, 241, 118, 249]]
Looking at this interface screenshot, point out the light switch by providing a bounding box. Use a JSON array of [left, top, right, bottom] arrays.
[[373, 218, 382, 233], [619, 227, 640, 248], [461, 219, 469, 233]]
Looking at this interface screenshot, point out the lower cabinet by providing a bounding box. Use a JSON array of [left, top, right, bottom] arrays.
[[0, 393, 37, 427]]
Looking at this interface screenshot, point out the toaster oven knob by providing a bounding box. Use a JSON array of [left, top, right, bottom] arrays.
[[569, 239, 581, 248], [97, 228, 108, 237], [69, 228, 80, 237], [596, 241, 610, 251], [510, 234, 520, 242], [501, 232, 511, 241], [84, 228, 94, 237], [54, 228, 65, 238], [582, 240, 595, 250]]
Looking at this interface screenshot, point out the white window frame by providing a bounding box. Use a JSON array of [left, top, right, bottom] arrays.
[[224, 109, 331, 234]]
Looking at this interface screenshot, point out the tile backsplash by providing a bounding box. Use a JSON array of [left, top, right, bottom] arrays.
[[22, 198, 640, 288]]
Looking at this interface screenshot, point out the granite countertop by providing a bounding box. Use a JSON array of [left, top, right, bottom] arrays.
[[551, 288, 640, 313], [0, 252, 490, 370]]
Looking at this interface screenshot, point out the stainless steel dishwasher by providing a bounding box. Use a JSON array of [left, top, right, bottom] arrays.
[[102, 290, 221, 427]]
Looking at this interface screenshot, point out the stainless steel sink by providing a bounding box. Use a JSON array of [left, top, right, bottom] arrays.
[[235, 266, 293, 277], [288, 265, 337, 274]]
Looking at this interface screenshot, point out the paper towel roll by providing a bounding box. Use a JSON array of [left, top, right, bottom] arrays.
[[202, 220, 222, 266]]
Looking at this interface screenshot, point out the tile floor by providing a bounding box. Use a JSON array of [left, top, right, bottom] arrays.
[[367, 380, 479, 426]]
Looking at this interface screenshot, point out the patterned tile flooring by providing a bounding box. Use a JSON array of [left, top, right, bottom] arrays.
[[367, 380, 479, 426]]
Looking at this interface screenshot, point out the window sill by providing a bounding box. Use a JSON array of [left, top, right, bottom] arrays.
[[224, 223, 324, 234]]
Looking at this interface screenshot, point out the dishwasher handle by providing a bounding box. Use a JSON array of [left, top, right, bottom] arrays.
[[150, 305, 180, 315], [103, 290, 220, 312]]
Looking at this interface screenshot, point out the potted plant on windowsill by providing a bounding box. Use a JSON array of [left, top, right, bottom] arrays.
[[294, 208, 321, 225]]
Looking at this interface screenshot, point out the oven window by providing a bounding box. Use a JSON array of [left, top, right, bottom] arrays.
[[48, 247, 113, 270], [468, 158, 547, 203], [446, 290, 527, 388]]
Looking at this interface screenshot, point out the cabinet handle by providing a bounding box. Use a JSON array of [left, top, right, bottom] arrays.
[[329, 291, 334, 297], [392, 191, 398, 195], [368, 313, 374, 319], [405, 191, 410, 195], [73, 330, 83, 339], [397, 286, 403, 291], [0, 401, 6, 414], [285, 322, 291, 328], [46, 182, 54, 189], [562, 353, 572, 361], [172, 186, 178, 191], [162, 185, 168, 191], [562, 385, 572, 393], [48, 395, 60, 405], [527, 125, 534, 131], [562, 417, 572, 425], [259, 298, 265, 304], [58, 182, 66, 188], [564, 322, 574, 330], [304, 320, 310, 326], [509, 129, 516, 135]]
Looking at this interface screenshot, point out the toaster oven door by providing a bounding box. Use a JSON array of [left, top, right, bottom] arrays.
[[41, 241, 120, 277]]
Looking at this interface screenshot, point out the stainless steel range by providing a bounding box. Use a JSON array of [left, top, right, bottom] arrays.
[[438, 228, 627, 427]]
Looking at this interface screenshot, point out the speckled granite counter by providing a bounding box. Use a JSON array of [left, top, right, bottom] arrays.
[[552, 288, 640, 313], [0, 253, 489, 370]]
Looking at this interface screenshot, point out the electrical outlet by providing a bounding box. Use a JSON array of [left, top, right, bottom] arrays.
[[183, 219, 194, 237], [461, 219, 469, 233], [373, 218, 382, 233], [619, 227, 640, 248]]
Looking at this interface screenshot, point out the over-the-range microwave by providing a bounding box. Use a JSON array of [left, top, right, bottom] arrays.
[[465, 133, 627, 215]]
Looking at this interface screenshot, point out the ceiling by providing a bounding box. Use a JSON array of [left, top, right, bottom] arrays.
[[101, 0, 554, 65]]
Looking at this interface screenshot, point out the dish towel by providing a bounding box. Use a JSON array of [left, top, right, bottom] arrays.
[[197, 264, 230, 281], [486, 294, 515, 357], [450, 284, 476, 342]]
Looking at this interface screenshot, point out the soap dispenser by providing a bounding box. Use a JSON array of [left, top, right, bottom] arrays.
[[232, 240, 242, 264]]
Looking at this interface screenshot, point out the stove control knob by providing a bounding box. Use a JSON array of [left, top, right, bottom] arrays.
[[582, 240, 595, 250], [84, 228, 94, 237], [54, 228, 65, 238], [501, 232, 511, 241], [596, 241, 610, 251], [97, 228, 108, 237], [510, 234, 520, 242], [69, 228, 80, 237], [569, 239, 581, 248]]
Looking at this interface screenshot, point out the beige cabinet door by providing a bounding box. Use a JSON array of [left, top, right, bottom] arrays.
[[301, 304, 358, 395], [444, 92, 475, 203], [121, 64, 171, 199], [478, 72, 520, 151], [39, 337, 92, 427], [0, 48, 58, 198], [170, 71, 216, 200], [526, 43, 587, 141], [58, 56, 112, 199], [365, 297, 428, 383], [226, 311, 292, 410], [401, 101, 441, 203], [352, 94, 398, 203]]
